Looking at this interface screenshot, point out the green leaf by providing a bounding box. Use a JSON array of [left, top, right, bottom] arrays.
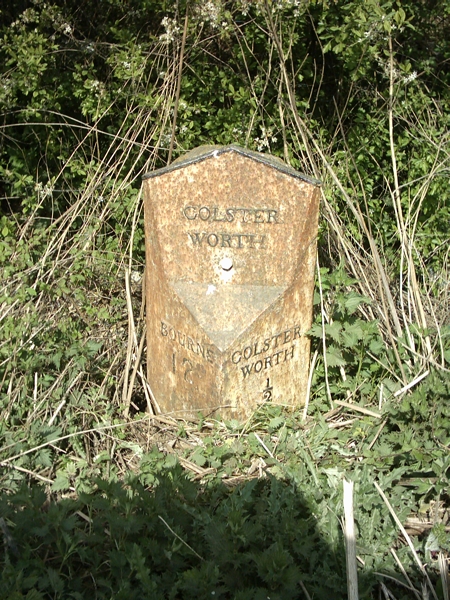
[[37, 449, 52, 468], [25, 590, 46, 600], [325, 322, 342, 343], [52, 471, 70, 492], [269, 416, 284, 431], [309, 324, 323, 338], [190, 448, 207, 467], [46, 567, 64, 593], [325, 345, 347, 367], [86, 340, 103, 356], [344, 292, 371, 314], [341, 322, 364, 347]]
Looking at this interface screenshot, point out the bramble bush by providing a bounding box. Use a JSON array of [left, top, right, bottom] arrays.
[[0, 0, 449, 598]]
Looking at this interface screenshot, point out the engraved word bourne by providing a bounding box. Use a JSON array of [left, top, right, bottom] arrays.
[[143, 144, 320, 420]]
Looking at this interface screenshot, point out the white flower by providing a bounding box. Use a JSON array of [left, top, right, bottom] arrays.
[[160, 133, 172, 149], [159, 16, 180, 44], [403, 71, 418, 84], [195, 1, 222, 28], [35, 182, 54, 199]]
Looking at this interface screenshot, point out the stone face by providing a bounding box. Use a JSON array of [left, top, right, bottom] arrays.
[[143, 145, 320, 420]]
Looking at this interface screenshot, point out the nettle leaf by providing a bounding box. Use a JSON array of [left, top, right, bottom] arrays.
[[46, 567, 64, 593], [128, 543, 152, 586], [85, 340, 103, 356], [94, 451, 111, 464], [51, 351, 62, 369], [52, 471, 70, 492], [309, 324, 323, 339], [383, 378, 402, 395], [269, 416, 284, 431], [325, 322, 342, 343], [24, 589, 46, 600], [444, 348, 450, 364], [322, 467, 343, 489], [37, 449, 52, 468], [341, 321, 364, 347], [369, 338, 384, 355], [325, 345, 347, 367], [190, 447, 207, 467], [424, 530, 440, 560], [120, 441, 143, 459], [344, 291, 372, 314], [164, 453, 178, 469], [44, 427, 62, 442]]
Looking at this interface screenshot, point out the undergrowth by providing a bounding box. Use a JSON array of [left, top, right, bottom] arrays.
[[0, 0, 449, 598]]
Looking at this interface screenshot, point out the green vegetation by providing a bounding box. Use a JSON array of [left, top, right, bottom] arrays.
[[0, 0, 449, 598]]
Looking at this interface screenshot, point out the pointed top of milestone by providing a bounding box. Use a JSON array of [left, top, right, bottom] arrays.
[[142, 144, 321, 186]]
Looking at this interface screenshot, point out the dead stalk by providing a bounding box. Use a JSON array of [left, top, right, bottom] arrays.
[[343, 479, 359, 600], [168, 8, 189, 165], [374, 481, 439, 600], [264, 3, 408, 382], [316, 256, 333, 409]]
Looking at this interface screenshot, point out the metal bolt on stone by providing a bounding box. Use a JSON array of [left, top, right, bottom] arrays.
[[142, 145, 321, 420]]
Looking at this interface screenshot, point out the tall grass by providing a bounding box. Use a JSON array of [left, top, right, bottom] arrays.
[[0, 3, 449, 596]]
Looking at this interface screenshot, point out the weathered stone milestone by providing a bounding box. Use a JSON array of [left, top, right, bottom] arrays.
[[143, 145, 320, 420]]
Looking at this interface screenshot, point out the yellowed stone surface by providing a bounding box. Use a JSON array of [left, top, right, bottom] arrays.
[[143, 145, 320, 420]]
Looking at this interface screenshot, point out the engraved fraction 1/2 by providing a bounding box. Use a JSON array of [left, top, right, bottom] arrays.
[[263, 378, 273, 402], [172, 352, 195, 385]]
